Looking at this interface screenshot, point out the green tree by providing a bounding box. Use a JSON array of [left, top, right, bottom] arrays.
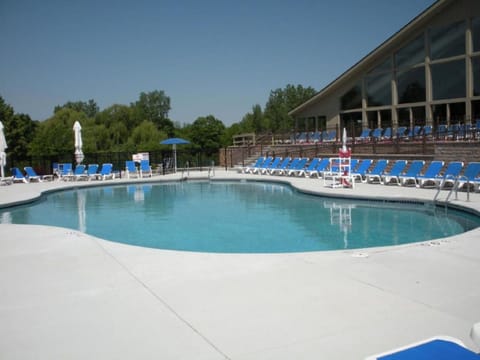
[[29, 108, 86, 157], [187, 115, 225, 155], [126, 120, 166, 152], [95, 104, 136, 130], [131, 90, 173, 134], [54, 99, 99, 118], [0, 96, 38, 159], [8, 114, 38, 159], [263, 84, 316, 132], [238, 104, 266, 133]]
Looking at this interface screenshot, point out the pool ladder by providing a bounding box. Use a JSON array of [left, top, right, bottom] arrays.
[[208, 161, 215, 178], [434, 175, 471, 204]]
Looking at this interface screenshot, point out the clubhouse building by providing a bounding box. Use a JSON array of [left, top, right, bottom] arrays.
[[289, 0, 480, 137]]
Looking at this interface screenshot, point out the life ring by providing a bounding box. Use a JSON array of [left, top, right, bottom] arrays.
[[339, 148, 351, 158]]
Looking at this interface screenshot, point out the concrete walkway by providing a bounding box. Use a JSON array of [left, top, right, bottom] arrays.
[[0, 170, 479, 359]]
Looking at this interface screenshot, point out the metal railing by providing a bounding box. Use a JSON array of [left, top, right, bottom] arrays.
[[434, 175, 471, 203]]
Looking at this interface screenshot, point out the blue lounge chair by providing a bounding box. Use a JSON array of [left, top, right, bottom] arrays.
[[365, 159, 389, 183], [287, 158, 308, 176], [447, 124, 461, 139], [436, 124, 448, 139], [269, 157, 291, 175], [296, 132, 307, 143], [24, 166, 44, 182], [396, 126, 407, 139], [365, 336, 480, 360], [423, 125, 432, 137], [125, 160, 139, 179], [97, 163, 114, 180], [140, 159, 152, 178], [406, 125, 422, 139], [325, 130, 336, 141], [351, 159, 373, 182], [456, 162, 480, 192], [398, 160, 425, 186], [73, 164, 87, 181], [295, 158, 320, 177], [11, 167, 28, 183], [382, 127, 392, 140], [276, 157, 300, 176], [58, 163, 73, 180], [382, 160, 408, 185], [416, 161, 444, 188], [60, 163, 82, 181], [436, 161, 464, 189], [311, 131, 321, 143], [371, 128, 383, 141], [348, 158, 359, 173], [243, 157, 265, 173], [85, 164, 99, 180], [261, 157, 282, 174], [307, 158, 330, 178], [251, 157, 273, 174], [357, 128, 371, 142]]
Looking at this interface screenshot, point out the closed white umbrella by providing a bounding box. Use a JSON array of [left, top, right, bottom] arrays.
[[73, 121, 84, 165], [342, 127, 347, 152], [0, 121, 7, 178]]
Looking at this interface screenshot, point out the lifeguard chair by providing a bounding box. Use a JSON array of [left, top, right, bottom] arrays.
[[325, 147, 354, 188]]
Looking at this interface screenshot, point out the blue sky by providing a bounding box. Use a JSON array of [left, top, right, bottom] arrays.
[[0, 0, 436, 125]]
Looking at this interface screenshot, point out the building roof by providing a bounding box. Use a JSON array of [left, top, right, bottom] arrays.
[[289, 0, 452, 117]]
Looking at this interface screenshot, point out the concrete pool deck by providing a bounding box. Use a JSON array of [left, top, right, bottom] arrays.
[[0, 169, 479, 359]]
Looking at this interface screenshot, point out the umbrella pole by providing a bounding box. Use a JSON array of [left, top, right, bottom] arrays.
[[173, 144, 177, 173]]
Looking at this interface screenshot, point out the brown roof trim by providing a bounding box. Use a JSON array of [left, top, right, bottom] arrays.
[[289, 0, 451, 116]]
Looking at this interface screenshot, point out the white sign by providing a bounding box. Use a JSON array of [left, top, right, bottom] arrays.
[[132, 152, 149, 162]]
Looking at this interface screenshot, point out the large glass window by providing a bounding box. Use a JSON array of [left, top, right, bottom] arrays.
[[396, 67, 426, 104], [473, 57, 480, 96], [369, 58, 391, 74], [367, 111, 378, 129], [366, 72, 391, 106], [412, 106, 426, 125], [397, 108, 411, 127], [340, 83, 362, 110], [431, 60, 466, 100], [432, 104, 447, 125], [340, 112, 363, 137], [429, 21, 466, 60], [379, 109, 392, 128], [395, 34, 425, 69], [449, 102, 466, 123], [473, 17, 480, 53]]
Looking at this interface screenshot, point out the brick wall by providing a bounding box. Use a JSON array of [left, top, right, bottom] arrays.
[[220, 141, 480, 167]]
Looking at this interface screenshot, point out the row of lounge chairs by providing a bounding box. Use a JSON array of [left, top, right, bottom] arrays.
[[242, 156, 480, 191], [125, 160, 152, 178], [4, 159, 154, 184], [7, 163, 116, 183], [357, 126, 434, 142], [290, 123, 475, 145], [357, 122, 480, 142], [291, 130, 337, 143]]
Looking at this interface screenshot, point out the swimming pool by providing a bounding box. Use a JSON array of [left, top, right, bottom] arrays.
[[1, 181, 478, 253]]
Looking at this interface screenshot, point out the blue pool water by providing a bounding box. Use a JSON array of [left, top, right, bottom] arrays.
[[0, 181, 479, 253]]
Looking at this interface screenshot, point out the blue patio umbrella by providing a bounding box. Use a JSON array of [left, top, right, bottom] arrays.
[[160, 138, 190, 172]]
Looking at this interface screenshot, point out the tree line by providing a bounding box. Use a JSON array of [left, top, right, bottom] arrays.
[[0, 84, 316, 161]]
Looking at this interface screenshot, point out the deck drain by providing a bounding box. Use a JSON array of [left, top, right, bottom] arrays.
[[352, 252, 369, 258]]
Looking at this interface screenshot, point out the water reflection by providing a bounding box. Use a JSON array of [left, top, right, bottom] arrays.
[[77, 190, 86, 233], [324, 201, 356, 249]]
